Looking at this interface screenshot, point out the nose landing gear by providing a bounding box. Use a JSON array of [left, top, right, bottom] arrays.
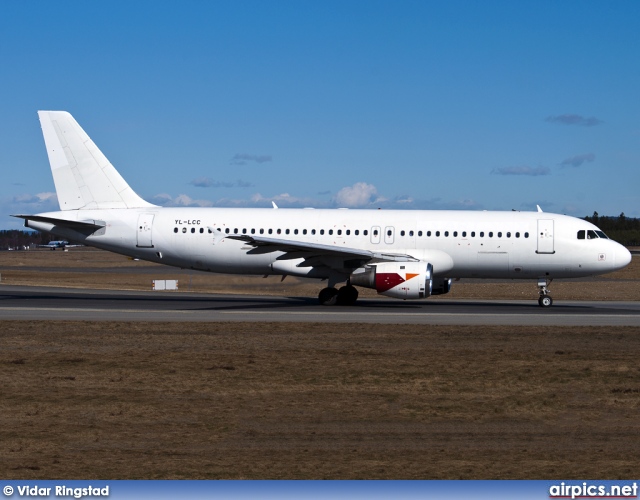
[[537, 278, 553, 307]]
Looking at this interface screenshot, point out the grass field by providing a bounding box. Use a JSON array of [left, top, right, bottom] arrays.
[[2, 321, 640, 479], [1, 248, 639, 300], [1, 249, 639, 479]]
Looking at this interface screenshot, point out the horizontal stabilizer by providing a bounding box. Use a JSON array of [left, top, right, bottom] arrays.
[[12, 214, 106, 229]]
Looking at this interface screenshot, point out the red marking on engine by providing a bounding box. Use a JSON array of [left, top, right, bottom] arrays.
[[375, 273, 405, 293]]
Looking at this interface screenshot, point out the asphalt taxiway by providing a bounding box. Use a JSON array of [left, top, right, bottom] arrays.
[[1, 285, 640, 325]]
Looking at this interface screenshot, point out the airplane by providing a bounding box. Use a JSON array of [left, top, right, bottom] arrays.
[[13, 111, 632, 307], [38, 240, 83, 250], [39, 240, 68, 250]]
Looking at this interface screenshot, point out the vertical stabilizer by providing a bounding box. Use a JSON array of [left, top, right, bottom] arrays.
[[38, 111, 155, 210]]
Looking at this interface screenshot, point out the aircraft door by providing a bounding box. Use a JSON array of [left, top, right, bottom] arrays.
[[137, 213, 155, 248], [536, 219, 554, 254], [371, 226, 381, 244], [384, 226, 395, 244]]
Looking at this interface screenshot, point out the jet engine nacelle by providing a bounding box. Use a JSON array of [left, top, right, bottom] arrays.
[[350, 262, 433, 299], [431, 277, 452, 295]]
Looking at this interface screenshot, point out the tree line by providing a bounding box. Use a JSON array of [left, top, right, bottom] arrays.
[[1, 214, 639, 250], [584, 213, 640, 247], [0, 230, 44, 250]]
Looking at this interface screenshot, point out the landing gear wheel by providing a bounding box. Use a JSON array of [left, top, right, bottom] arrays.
[[318, 287, 339, 306], [538, 295, 553, 308], [336, 285, 359, 306], [537, 278, 553, 308]]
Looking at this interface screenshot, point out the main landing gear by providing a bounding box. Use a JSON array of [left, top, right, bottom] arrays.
[[537, 278, 553, 308], [318, 284, 359, 306]]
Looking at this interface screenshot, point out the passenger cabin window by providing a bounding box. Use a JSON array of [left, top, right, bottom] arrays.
[[400, 230, 405, 236], [329, 229, 334, 235], [453, 231, 458, 237], [174, 227, 178, 233], [373, 229, 378, 236], [191, 228, 196, 233], [363, 230, 368, 236]]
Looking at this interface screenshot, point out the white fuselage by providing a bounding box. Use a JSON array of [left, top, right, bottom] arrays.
[[27, 207, 631, 281]]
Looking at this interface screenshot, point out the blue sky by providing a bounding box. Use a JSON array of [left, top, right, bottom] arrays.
[[2, 1, 639, 229]]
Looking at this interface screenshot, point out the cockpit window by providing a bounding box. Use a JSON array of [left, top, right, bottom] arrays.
[[587, 230, 598, 239], [595, 230, 609, 239], [577, 230, 585, 240]]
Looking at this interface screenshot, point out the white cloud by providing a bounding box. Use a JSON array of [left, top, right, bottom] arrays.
[[491, 166, 551, 176], [230, 154, 272, 165], [14, 192, 57, 204], [150, 193, 213, 207], [334, 182, 381, 207], [545, 114, 603, 127], [560, 153, 595, 168], [190, 177, 253, 188]]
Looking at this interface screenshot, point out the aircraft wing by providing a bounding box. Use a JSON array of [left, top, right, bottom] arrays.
[[226, 234, 419, 268]]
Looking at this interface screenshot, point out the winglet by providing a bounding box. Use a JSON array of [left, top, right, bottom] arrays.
[[272, 201, 279, 209], [536, 205, 543, 213]]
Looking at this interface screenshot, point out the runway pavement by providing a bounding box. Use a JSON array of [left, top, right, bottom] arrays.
[[1, 285, 640, 325]]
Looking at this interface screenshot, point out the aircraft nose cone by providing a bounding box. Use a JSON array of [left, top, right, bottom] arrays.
[[615, 245, 632, 270]]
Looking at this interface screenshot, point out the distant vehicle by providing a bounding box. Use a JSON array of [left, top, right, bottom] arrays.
[[39, 240, 82, 250]]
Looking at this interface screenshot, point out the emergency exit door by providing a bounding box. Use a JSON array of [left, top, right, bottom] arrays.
[[137, 213, 155, 248], [536, 219, 554, 254]]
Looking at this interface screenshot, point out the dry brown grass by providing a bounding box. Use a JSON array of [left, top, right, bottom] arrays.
[[1, 248, 639, 301], [2, 321, 640, 479]]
